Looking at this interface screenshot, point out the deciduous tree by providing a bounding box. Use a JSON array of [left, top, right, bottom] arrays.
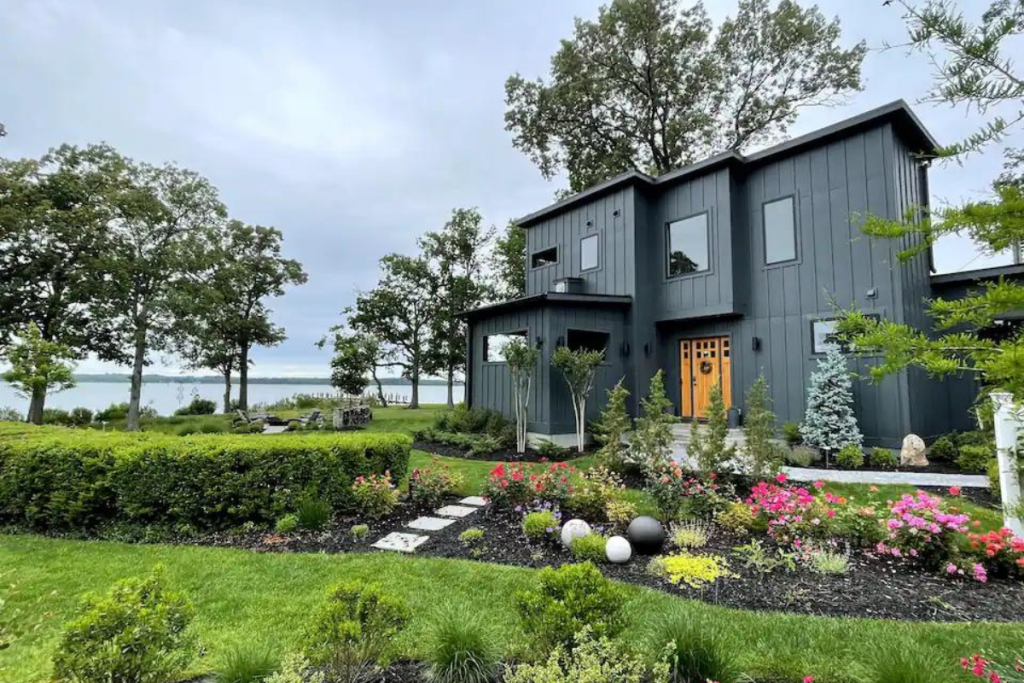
[[552, 346, 605, 452], [1, 323, 76, 424], [491, 221, 526, 300], [505, 0, 865, 192], [504, 337, 540, 453]]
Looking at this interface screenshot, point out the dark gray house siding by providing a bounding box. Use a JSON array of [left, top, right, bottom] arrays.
[[464, 101, 1000, 448]]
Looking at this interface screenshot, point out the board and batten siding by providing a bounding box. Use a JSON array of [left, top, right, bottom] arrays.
[[525, 187, 635, 297]]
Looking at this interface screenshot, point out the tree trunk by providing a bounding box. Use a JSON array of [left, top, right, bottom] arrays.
[[409, 377, 420, 410], [28, 385, 46, 425], [371, 366, 387, 407], [446, 366, 455, 408], [239, 346, 249, 411], [126, 327, 147, 431], [222, 368, 232, 414]]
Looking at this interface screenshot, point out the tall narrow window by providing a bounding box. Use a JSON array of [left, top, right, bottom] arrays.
[[763, 196, 797, 264], [667, 213, 709, 277], [580, 234, 599, 271]]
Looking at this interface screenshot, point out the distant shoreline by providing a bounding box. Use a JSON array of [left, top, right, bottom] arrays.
[[71, 374, 462, 387]]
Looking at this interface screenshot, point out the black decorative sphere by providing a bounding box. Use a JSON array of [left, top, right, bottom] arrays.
[[626, 515, 665, 555]]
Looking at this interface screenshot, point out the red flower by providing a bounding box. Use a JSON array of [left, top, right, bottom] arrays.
[[948, 486, 962, 497]]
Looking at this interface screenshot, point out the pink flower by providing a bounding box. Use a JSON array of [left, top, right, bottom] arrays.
[[973, 563, 988, 583], [948, 486, 961, 497], [813, 480, 825, 490], [946, 563, 958, 574], [776, 473, 788, 484], [804, 677, 815, 683]]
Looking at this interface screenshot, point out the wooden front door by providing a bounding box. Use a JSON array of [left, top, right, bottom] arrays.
[[679, 336, 732, 419]]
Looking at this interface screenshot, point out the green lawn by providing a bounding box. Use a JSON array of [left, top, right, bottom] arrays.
[[2, 534, 1020, 683]]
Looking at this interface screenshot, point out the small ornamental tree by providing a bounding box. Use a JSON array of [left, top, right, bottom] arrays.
[[505, 337, 540, 454], [688, 383, 735, 473], [630, 370, 675, 477], [552, 346, 604, 452], [742, 372, 785, 479], [592, 379, 631, 466], [1, 323, 76, 425], [802, 347, 862, 459]]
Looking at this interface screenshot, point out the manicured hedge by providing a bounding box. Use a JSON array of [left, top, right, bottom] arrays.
[[0, 423, 411, 530]]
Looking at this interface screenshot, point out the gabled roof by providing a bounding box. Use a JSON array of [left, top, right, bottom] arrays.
[[516, 100, 939, 228]]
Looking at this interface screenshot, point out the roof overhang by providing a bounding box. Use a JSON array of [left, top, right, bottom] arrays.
[[460, 293, 632, 320], [515, 100, 938, 229], [930, 264, 1024, 288]]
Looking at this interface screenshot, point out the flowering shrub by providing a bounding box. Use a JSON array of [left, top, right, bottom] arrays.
[[646, 467, 730, 520], [485, 461, 574, 508], [962, 652, 1024, 683], [967, 528, 1024, 579], [661, 552, 734, 589], [351, 472, 400, 520], [410, 459, 466, 508], [876, 490, 969, 570], [568, 466, 624, 519], [744, 475, 853, 546]]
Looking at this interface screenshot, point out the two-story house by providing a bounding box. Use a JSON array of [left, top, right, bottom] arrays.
[[462, 101, 1011, 448]]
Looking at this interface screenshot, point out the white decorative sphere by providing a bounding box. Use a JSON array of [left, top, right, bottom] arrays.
[[561, 519, 591, 548], [605, 535, 632, 564]]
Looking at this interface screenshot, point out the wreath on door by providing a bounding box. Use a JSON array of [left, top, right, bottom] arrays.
[[699, 360, 714, 374]]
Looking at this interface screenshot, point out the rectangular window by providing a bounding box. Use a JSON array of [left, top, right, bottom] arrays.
[[483, 331, 527, 362], [763, 196, 797, 264], [580, 234, 599, 271], [531, 246, 558, 269], [811, 315, 879, 354], [567, 329, 609, 355], [667, 213, 709, 277]]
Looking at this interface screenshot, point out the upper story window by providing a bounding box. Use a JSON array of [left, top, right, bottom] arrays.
[[484, 331, 527, 362], [667, 212, 709, 277], [763, 196, 797, 264], [531, 246, 558, 269], [580, 234, 599, 271], [567, 329, 609, 355]]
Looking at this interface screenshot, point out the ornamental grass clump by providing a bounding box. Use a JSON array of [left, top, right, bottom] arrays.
[[647, 616, 741, 683], [662, 553, 734, 589], [513, 562, 625, 654], [670, 520, 710, 549], [214, 643, 280, 683], [296, 496, 331, 531], [423, 605, 501, 683], [877, 490, 970, 571]]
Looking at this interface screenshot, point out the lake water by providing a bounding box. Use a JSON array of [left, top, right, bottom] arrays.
[[0, 381, 465, 417]]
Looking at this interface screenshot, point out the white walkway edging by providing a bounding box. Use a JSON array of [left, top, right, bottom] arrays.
[[784, 466, 988, 488]]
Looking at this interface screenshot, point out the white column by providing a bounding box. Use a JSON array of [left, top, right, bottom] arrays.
[[991, 392, 1024, 536]]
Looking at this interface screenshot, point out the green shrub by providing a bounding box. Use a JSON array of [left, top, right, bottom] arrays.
[[513, 562, 625, 653], [836, 444, 865, 469], [567, 466, 623, 519], [435, 404, 509, 437], [649, 616, 739, 683], [96, 402, 130, 421], [285, 420, 301, 432], [69, 407, 94, 426], [782, 421, 803, 447], [0, 424, 411, 531], [459, 528, 485, 546], [411, 459, 466, 508], [784, 446, 816, 468], [423, 605, 501, 683], [804, 547, 850, 575], [351, 473, 400, 520], [266, 652, 323, 683], [571, 534, 607, 563], [52, 568, 196, 683], [522, 511, 559, 542], [534, 439, 571, 460], [870, 447, 899, 470], [297, 497, 332, 531], [715, 501, 760, 534], [987, 458, 1001, 499], [174, 396, 217, 416], [302, 580, 409, 683], [275, 514, 299, 534], [957, 444, 993, 473], [928, 435, 959, 462], [350, 524, 370, 540], [505, 629, 654, 683], [214, 643, 279, 683], [42, 408, 73, 426]]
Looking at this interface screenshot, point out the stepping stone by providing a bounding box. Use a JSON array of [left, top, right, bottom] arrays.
[[436, 504, 478, 518], [459, 496, 488, 507], [407, 516, 455, 531], [372, 532, 430, 553]]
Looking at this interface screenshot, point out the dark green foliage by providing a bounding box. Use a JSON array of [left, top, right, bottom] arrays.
[[418, 429, 507, 456], [870, 644, 963, 683], [96, 402, 131, 421], [689, 383, 735, 473], [174, 396, 217, 416], [513, 562, 625, 653], [649, 616, 740, 683], [0, 423, 410, 530], [741, 373, 784, 479], [592, 379, 631, 466], [836, 444, 865, 469], [571, 534, 607, 563], [52, 568, 196, 683], [297, 497, 331, 531], [214, 643, 279, 683], [533, 439, 571, 460], [275, 514, 298, 534], [957, 444, 994, 473], [302, 580, 410, 683], [423, 605, 501, 683], [782, 421, 802, 447], [870, 448, 899, 470], [436, 404, 509, 436], [928, 435, 959, 462]]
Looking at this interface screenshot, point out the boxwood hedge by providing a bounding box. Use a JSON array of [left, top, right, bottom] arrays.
[[0, 423, 411, 530]]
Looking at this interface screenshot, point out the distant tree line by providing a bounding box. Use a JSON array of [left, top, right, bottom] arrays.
[[0, 143, 307, 428]]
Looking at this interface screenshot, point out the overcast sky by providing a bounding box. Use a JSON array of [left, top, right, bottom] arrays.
[[2, 0, 1019, 377]]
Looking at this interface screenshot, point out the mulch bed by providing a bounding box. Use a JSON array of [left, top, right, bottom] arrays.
[[175, 496, 1024, 624], [807, 459, 972, 475], [413, 440, 598, 463]]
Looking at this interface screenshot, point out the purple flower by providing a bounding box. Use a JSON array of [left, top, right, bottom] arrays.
[[545, 527, 553, 534], [514, 506, 523, 513]]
